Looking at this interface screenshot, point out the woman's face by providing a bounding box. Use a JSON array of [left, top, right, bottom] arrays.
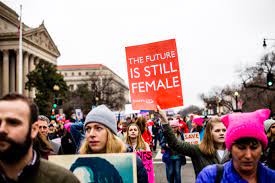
[[128, 125, 139, 139], [211, 122, 226, 144], [85, 122, 108, 153], [231, 140, 262, 175]]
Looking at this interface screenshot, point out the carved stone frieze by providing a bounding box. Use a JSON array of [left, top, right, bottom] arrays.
[[25, 30, 59, 55], [0, 18, 17, 33]]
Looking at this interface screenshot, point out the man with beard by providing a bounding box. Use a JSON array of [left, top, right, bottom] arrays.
[[0, 93, 80, 183]]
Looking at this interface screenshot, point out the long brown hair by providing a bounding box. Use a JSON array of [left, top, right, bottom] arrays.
[[126, 123, 147, 150], [79, 127, 126, 154], [199, 117, 225, 156], [135, 117, 146, 134]]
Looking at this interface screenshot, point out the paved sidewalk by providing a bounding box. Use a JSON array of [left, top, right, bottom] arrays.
[[153, 149, 196, 183]]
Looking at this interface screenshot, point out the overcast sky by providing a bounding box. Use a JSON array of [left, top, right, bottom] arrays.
[[3, 0, 275, 108]]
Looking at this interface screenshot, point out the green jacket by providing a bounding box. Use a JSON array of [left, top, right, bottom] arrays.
[[162, 124, 230, 177], [0, 158, 80, 183]]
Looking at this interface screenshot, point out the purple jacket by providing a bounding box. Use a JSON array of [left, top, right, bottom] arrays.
[[196, 160, 275, 183]]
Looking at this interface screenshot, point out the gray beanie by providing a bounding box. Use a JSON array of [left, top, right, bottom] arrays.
[[84, 105, 117, 135], [264, 119, 275, 133]]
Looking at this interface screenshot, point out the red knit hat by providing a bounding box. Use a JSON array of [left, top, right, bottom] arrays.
[[221, 109, 270, 150]]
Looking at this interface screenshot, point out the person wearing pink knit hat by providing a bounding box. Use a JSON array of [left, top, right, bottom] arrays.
[[169, 119, 180, 128], [197, 109, 275, 183], [191, 117, 205, 141]]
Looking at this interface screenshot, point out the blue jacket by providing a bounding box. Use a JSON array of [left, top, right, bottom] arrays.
[[196, 160, 275, 183]]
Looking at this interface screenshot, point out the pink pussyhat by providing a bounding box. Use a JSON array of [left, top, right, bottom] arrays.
[[221, 109, 270, 150], [192, 117, 204, 127], [169, 119, 179, 127], [64, 122, 72, 133]]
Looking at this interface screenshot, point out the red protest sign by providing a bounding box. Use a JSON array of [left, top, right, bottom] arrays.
[[125, 39, 183, 110]]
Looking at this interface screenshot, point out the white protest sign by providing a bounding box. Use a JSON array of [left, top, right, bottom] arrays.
[[184, 132, 200, 145]]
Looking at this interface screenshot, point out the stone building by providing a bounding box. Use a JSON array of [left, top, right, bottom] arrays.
[[0, 2, 60, 97], [57, 64, 130, 106]]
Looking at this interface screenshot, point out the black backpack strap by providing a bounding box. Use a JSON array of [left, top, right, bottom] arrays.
[[215, 164, 224, 183]]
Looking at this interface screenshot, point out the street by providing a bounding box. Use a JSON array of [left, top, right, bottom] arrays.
[[153, 150, 196, 183]]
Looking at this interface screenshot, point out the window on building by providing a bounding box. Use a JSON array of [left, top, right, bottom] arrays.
[[78, 72, 81, 76], [86, 72, 89, 76], [72, 72, 74, 76], [65, 73, 67, 77]]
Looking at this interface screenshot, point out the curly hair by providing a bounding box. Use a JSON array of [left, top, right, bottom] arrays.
[[135, 117, 146, 134]]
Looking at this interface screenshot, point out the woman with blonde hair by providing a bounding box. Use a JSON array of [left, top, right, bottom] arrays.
[[79, 105, 148, 183], [157, 106, 229, 177], [126, 123, 150, 152]]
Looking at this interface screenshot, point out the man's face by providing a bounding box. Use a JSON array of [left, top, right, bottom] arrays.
[[0, 100, 37, 164], [231, 140, 262, 175], [36, 120, 48, 137]]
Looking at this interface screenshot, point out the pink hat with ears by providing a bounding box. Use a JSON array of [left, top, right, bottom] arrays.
[[221, 109, 270, 150], [169, 120, 179, 127], [192, 117, 204, 127]]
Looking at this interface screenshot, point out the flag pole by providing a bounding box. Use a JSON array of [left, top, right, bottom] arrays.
[[18, 4, 23, 94]]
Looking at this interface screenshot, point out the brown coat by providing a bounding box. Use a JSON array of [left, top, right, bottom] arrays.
[[0, 158, 80, 183]]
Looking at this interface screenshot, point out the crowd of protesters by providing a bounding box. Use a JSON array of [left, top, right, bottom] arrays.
[[0, 93, 274, 183]]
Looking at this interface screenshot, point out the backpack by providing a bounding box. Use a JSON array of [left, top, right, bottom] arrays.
[[215, 164, 224, 183]]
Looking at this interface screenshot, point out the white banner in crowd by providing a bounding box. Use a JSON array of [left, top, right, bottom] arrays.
[[184, 132, 200, 145]]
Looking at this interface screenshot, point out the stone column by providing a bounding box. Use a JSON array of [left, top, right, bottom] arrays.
[[0, 52, 2, 97], [23, 52, 29, 96], [9, 51, 16, 93], [16, 50, 20, 93], [2, 50, 9, 95], [29, 56, 38, 98]]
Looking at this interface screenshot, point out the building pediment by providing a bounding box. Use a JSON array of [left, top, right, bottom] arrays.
[[24, 23, 60, 57]]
